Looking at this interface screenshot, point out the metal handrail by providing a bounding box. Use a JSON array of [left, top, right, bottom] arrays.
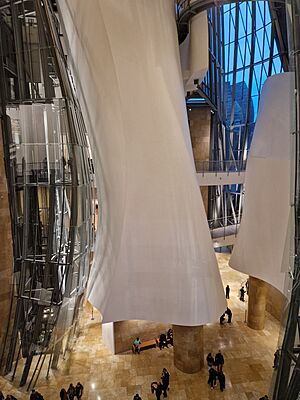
[[195, 159, 247, 174]]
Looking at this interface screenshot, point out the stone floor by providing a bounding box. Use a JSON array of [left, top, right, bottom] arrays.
[[0, 253, 281, 399]]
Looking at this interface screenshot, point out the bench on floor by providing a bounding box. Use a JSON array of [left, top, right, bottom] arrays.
[[140, 339, 158, 351]]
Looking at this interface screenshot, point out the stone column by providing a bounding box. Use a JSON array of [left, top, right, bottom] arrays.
[[247, 276, 268, 330], [189, 106, 211, 215], [173, 325, 204, 373]]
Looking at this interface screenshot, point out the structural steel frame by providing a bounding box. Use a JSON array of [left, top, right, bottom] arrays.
[[0, 0, 93, 387]]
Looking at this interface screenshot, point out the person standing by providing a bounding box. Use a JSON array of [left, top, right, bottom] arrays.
[[240, 286, 245, 301], [0, 391, 4, 400], [273, 349, 280, 369], [75, 382, 84, 399], [218, 371, 226, 392], [152, 382, 163, 400], [207, 367, 217, 389], [215, 350, 224, 372], [67, 383, 76, 400], [206, 352, 214, 368], [167, 329, 173, 346], [161, 368, 170, 397], [59, 389, 68, 400], [225, 285, 230, 299]]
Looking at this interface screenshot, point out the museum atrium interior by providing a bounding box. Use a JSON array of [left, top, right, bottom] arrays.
[[0, 0, 299, 399]]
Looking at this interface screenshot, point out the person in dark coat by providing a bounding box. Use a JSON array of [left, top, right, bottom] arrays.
[[218, 371, 226, 391], [167, 329, 173, 346], [159, 333, 168, 350], [225, 285, 230, 299], [215, 350, 224, 372], [225, 307, 232, 323], [0, 392, 4, 400], [59, 389, 68, 400], [67, 383, 76, 400], [240, 286, 245, 301], [133, 394, 142, 400], [206, 352, 214, 368], [161, 368, 170, 397], [151, 382, 163, 400], [220, 313, 226, 324], [273, 349, 280, 369], [75, 382, 84, 399], [207, 367, 217, 389]]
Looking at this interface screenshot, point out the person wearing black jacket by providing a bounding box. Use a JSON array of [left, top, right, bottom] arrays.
[[161, 368, 170, 397], [218, 371, 226, 392], [215, 350, 224, 372], [208, 367, 217, 389]]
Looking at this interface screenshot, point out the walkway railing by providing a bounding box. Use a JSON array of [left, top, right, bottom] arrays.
[[208, 215, 241, 239], [195, 160, 247, 174]]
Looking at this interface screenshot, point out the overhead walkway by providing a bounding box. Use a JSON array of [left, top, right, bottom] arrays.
[[195, 160, 246, 186], [208, 216, 240, 247]]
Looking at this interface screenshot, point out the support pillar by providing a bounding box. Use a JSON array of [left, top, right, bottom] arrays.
[[247, 276, 268, 330], [173, 325, 204, 373]]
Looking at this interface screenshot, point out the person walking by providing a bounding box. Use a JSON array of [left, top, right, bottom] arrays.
[[59, 388, 68, 400], [67, 383, 76, 400], [75, 382, 84, 399], [240, 286, 245, 301], [161, 368, 170, 397], [207, 367, 217, 389], [151, 382, 163, 400], [215, 350, 224, 372], [225, 285, 230, 299], [225, 307, 232, 323], [206, 352, 214, 368], [218, 371, 226, 392]]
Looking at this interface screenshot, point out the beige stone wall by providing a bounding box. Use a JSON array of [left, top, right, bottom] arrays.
[[114, 320, 170, 354], [265, 282, 287, 322], [0, 122, 14, 369], [188, 106, 211, 215]]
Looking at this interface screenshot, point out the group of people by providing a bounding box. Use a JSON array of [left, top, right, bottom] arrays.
[[59, 382, 83, 400], [0, 393, 18, 400], [206, 351, 226, 392], [150, 368, 170, 399], [157, 329, 173, 350], [0, 389, 44, 400], [220, 307, 232, 324]]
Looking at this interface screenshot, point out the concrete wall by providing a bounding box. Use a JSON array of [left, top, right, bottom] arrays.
[[114, 320, 170, 354], [265, 282, 287, 321]]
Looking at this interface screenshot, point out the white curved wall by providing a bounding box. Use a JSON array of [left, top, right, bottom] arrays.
[[58, 0, 226, 325], [230, 73, 294, 293], [180, 12, 208, 93]]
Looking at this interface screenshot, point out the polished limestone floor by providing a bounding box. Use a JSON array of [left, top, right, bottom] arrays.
[[0, 253, 281, 399]]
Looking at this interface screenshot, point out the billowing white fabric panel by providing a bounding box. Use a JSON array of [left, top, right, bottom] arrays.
[[180, 12, 209, 93], [58, 0, 226, 325], [230, 73, 294, 293]]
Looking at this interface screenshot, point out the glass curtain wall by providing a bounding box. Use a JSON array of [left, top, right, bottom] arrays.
[[0, 0, 93, 387], [207, 0, 284, 226]]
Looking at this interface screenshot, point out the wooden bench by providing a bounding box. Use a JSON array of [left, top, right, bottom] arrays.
[[140, 339, 158, 351]]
